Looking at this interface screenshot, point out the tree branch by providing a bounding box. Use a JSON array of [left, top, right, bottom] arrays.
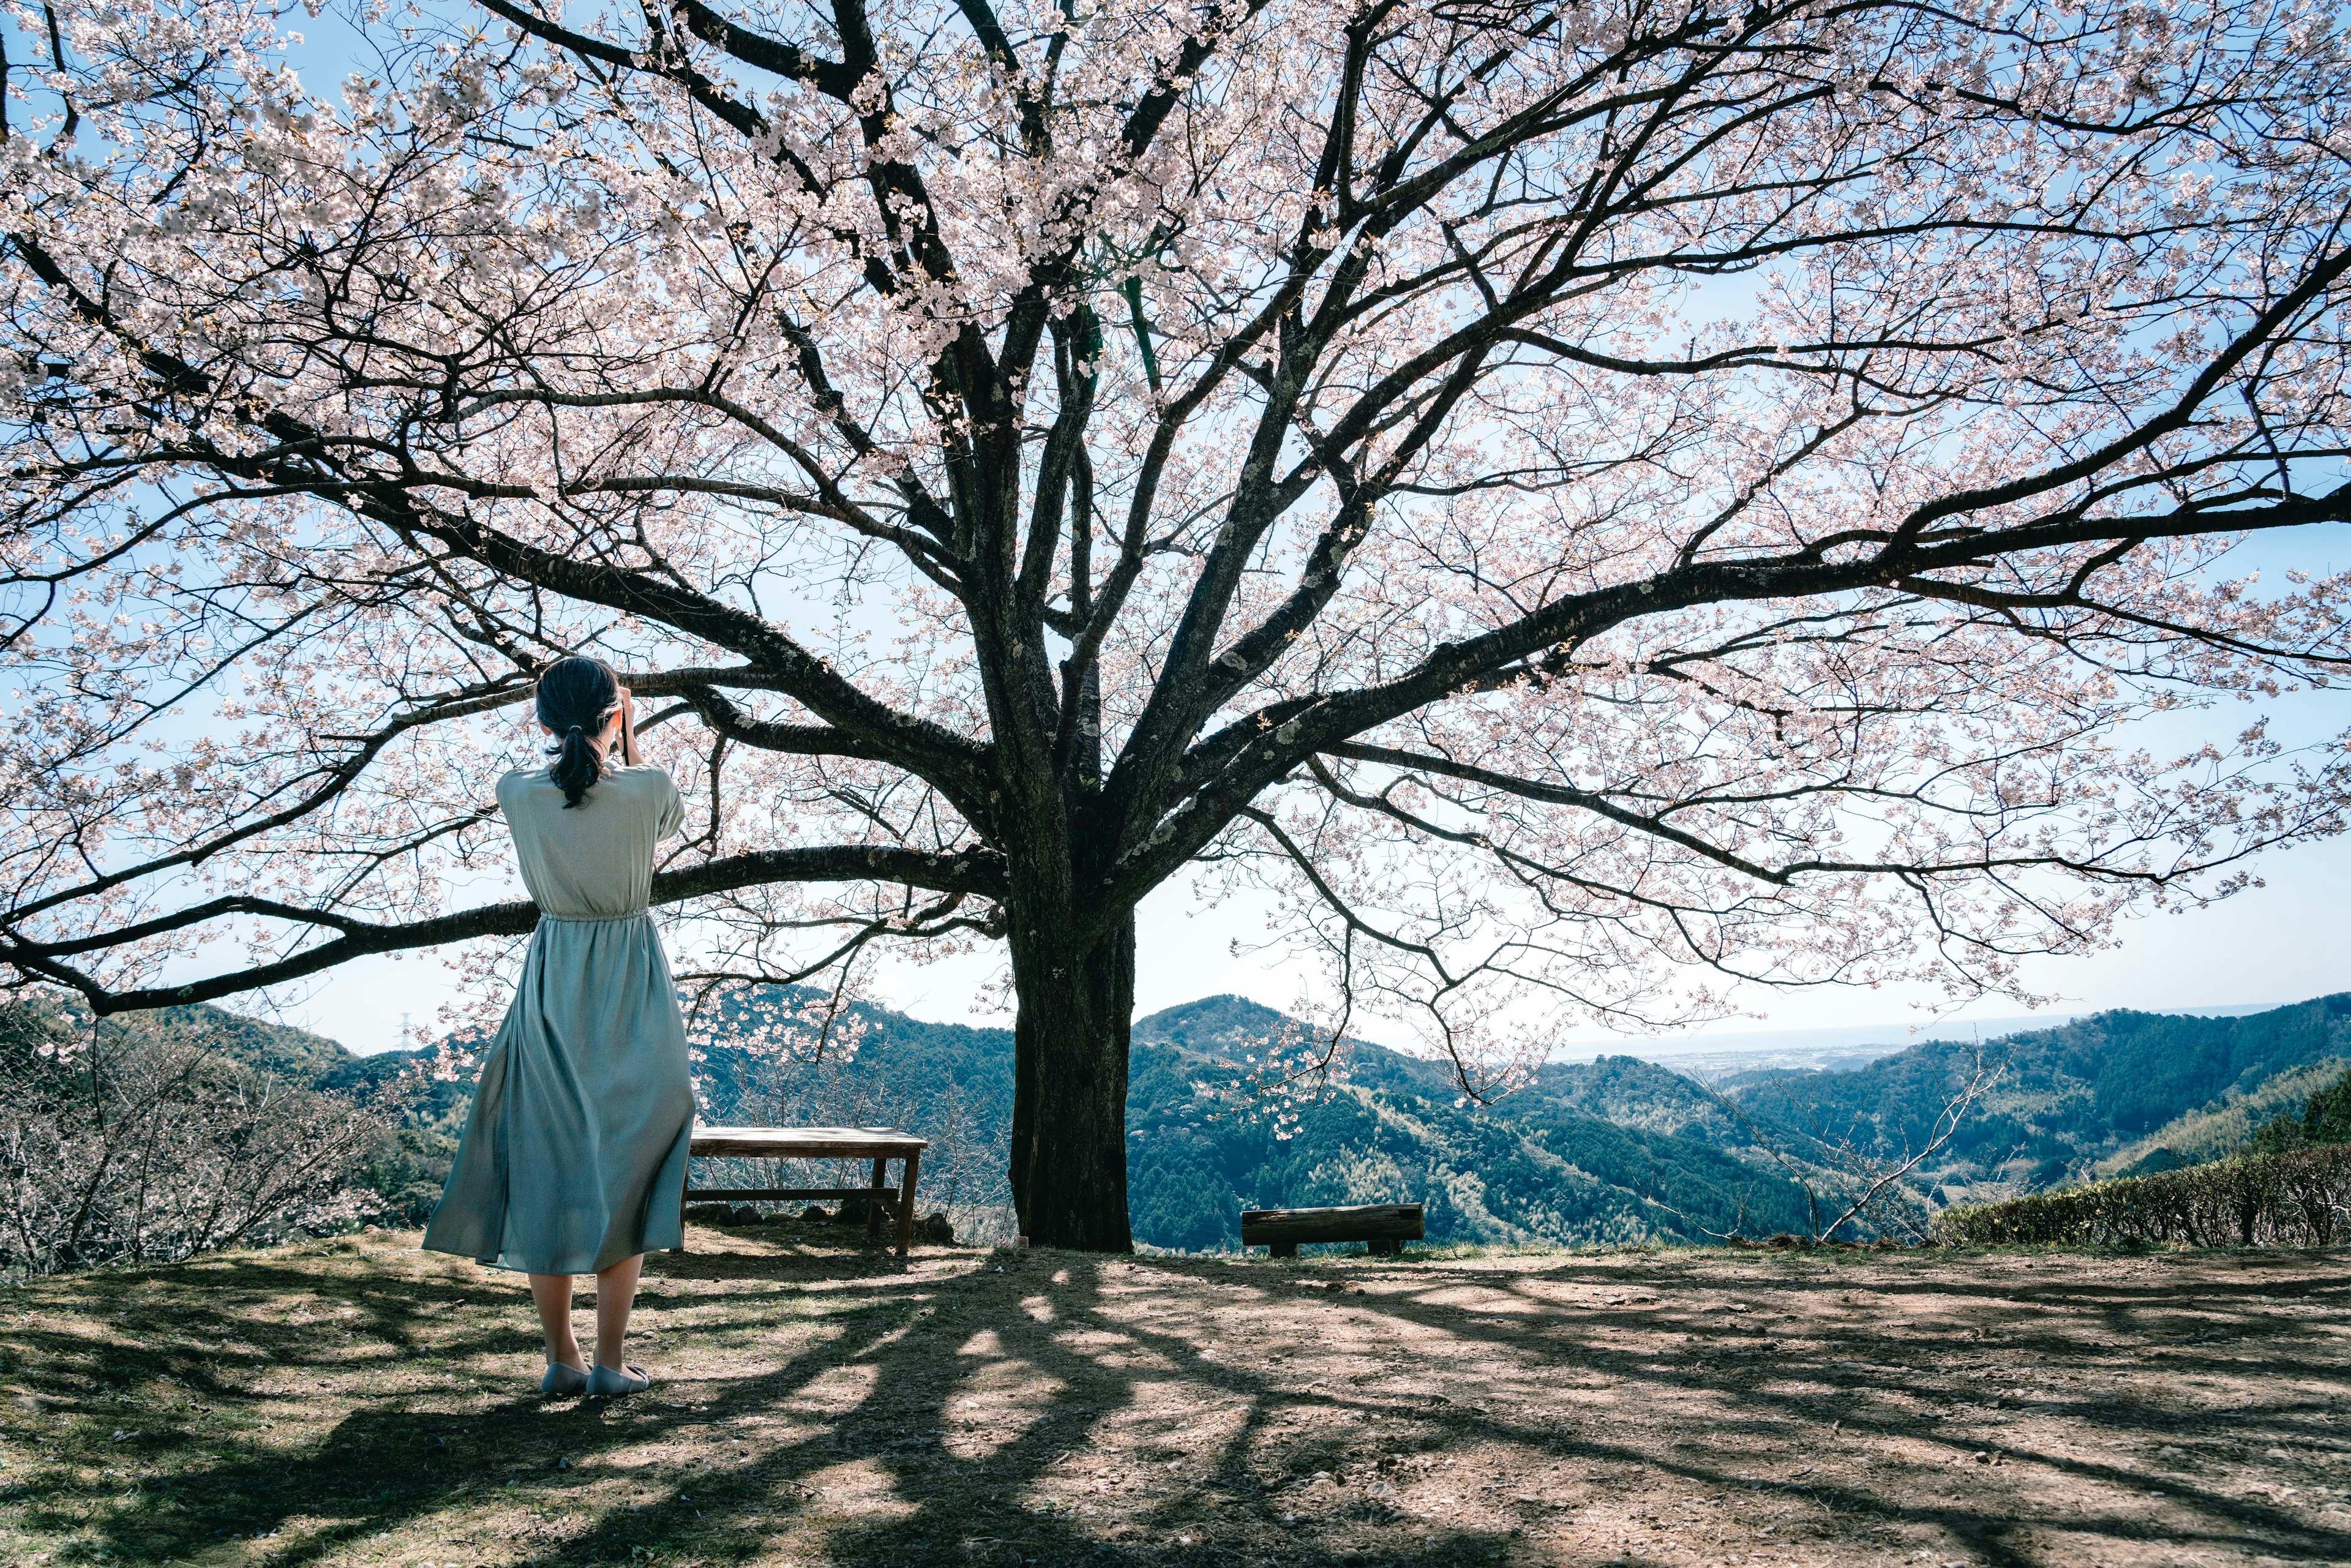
[[12, 844, 1007, 1016]]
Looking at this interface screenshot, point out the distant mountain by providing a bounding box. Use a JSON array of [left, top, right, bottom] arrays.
[[1720, 993, 2351, 1200], [1125, 996, 1816, 1248], [682, 991, 1818, 1248], [129, 1002, 356, 1083], [149, 985, 2351, 1250], [161, 989, 1813, 1248]]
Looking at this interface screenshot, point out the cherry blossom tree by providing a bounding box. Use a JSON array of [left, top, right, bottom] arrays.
[[6, 0, 2351, 1248]]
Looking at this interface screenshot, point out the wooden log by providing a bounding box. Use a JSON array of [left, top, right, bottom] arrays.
[[1240, 1203, 1424, 1249]]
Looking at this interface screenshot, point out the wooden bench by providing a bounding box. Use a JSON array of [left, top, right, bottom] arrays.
[[1242, 1202, 1424, 1258], [685, 1126, 928, 1258]]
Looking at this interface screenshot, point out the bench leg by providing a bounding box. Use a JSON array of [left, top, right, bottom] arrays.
[[866, 1157, 887, 1241], [1368, 1237, 1401, 1256], [1270, 1242, 1299, 1259], [895, 1150, 920, 1258]]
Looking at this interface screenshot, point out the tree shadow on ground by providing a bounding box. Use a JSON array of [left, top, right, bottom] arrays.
[[11, 1240, 1526, 1566], [1315, 1249, 2351, 1565], [7, 1239, 2349, 1566]]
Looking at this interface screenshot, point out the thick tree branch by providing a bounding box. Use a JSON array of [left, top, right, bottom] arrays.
[[9, 844, 1007, 1016]]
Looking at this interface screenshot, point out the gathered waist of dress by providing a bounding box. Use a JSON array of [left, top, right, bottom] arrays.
[[533, 908, 653, 925]]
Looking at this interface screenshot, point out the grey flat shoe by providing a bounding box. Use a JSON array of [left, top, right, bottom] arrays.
[[587, 1363, 650, 1398], [541, 1361, 589, 1397], [588, 1363, 653, 1401]]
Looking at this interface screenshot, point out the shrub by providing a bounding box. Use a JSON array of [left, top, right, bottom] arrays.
[[0, 997, 393, 1277], [1935, 1143, 2351, 1248]]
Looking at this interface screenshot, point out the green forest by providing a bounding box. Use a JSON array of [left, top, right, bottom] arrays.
[[15, 985, 2347, 1255]]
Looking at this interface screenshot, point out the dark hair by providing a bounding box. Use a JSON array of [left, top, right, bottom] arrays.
[[536, 656, 620, 809]]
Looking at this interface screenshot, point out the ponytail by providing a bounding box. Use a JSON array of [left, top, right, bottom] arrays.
[[534, 657, 621, 809], [551, 722, 599, 809]]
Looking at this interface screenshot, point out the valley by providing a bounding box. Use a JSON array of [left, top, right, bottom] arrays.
[[108, 988, 2351, 1252]]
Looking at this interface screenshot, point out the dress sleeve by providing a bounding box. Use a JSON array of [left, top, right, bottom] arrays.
[[652, 770, 685, 840]]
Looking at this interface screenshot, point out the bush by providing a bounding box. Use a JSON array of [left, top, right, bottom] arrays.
[[0, 997, 394, 1277], [1935, 1143, 2351, 1248]]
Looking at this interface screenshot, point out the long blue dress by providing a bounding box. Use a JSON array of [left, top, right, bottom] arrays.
[[421, 764, 694, 1275]]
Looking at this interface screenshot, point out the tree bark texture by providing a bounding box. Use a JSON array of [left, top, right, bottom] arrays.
[[1008, 909, 1134, 1251]]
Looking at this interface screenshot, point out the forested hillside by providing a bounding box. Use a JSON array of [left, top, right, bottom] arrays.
[[1722, 994, 2351, 1201], [138, 991, 1817, 1248], [1121, 996, 1812, 1247], [83, 987, 2351, 1251]]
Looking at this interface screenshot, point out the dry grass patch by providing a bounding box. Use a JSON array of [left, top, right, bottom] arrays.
[[3, 1228, 2349, 1566]]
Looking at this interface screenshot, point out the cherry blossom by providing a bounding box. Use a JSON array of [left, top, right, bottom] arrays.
[[4, 0, 2350, 1247]]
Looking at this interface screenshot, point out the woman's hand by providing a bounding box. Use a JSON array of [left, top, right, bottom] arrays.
[[613, 686, 640, 768]]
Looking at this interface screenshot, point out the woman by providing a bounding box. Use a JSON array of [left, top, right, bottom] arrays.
[[422, 655, 694, 1398]]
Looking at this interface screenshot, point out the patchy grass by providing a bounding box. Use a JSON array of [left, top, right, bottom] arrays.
[[3, 1226, 2349, 1566]]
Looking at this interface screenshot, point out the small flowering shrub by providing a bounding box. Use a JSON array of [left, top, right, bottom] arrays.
[[0, 997, 392, 1277]]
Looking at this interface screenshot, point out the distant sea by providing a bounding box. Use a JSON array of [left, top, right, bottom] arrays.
[[1554, 1002, 2282, 1076]]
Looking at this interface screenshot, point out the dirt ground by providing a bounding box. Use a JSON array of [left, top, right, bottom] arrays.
[[2, 1227, 2347, 1567]]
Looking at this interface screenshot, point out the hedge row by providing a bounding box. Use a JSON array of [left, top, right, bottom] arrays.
[[1935, 1142, 2351, 1247]]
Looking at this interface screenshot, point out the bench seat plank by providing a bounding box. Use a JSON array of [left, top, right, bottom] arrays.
[[689, 1126, 929, 1161]]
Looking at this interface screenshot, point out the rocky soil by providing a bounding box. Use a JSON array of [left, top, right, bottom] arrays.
[[3, 1228, 2347, 1566]]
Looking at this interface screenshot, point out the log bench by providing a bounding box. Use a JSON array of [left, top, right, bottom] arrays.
[[684, 1126, 928, 1258], [1241, 1202, 1424, 1258]]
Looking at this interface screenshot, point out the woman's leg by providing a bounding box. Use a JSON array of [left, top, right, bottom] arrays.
[[591, 1254, 644, 1370], [530, 1274, 587, 1371]]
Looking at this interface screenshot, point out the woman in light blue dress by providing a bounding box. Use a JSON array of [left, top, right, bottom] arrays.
[[422, 656, 694, 1398]]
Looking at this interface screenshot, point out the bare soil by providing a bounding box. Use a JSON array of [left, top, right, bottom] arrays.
[[3, 1226, 2348, 1566]]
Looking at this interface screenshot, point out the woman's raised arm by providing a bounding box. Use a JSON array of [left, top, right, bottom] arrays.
[[616, 687, 641, 768]]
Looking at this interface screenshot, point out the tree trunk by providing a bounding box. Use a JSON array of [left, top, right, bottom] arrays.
[[1007, 910, 1134, 1251]]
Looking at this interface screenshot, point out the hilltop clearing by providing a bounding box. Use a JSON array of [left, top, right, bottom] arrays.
[[2, 1229, 2345, 1567]]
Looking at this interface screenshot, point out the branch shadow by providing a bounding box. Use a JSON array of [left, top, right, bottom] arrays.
[[9, 1240, 2349, 1567], [1280, 1249, 2351, 1564]]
